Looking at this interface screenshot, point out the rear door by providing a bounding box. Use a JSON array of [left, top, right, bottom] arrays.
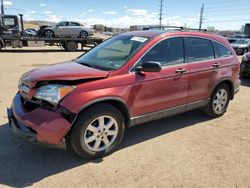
[[68, 22, 81, 36], [56, 22, 69, 36], [131, 37, 189, 121], [186, 37, 220, 105]]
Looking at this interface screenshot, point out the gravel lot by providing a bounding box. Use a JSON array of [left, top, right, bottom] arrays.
[[0, 47, 250, 188]]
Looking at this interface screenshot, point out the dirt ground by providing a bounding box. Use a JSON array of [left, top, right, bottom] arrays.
[[0, 47, 250, 188]]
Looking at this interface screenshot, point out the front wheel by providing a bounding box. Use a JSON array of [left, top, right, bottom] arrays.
[[203, 83, 230, 118], [68, 103, 126, 159]]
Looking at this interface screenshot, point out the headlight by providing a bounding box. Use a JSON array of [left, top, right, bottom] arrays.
[[34, 84, 75, 105]]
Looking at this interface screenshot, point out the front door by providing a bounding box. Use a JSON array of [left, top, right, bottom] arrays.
[[131, 37, 189, 123]]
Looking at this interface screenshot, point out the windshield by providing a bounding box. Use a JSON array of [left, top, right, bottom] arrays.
[[232, 40, 250, 44], [77, 35, 149, 71]]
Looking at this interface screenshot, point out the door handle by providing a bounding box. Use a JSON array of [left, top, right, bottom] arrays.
[[212, 63, 221, 68], [175, 68, 187, 74]]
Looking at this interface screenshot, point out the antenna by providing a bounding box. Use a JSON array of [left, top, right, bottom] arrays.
[[1, 0, 4, 15], [199, 3, 204, 31], [159, 0, 163, 29]]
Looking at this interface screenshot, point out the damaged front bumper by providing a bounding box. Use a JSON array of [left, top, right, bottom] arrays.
[[7, 93, 73, 149]]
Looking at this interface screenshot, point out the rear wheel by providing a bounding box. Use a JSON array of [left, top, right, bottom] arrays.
[[79, 31, 88, 39], [203, 83, 230, 118], [69, 103, 125, 159], [65, 41, 78, 51]]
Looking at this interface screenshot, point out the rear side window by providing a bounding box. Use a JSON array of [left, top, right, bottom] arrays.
[[213, 41, 232, 58], [142, 37, 184, 66], [70, 22, 80, 26], [187, 37, 214, 62]]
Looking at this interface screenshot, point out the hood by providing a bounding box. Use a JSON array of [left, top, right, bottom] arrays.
[[20, 61, 110, 88]]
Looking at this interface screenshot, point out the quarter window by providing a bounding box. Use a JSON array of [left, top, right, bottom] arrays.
[[187, 37, 214, 62], [141, 37, 184, 66], [213, 41, 232, 58]]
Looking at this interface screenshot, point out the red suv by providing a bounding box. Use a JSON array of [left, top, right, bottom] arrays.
[[7, 31, 240, 159]]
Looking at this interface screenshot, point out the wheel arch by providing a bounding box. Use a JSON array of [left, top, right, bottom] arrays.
[[211, 78, 235, 100], [74, 97, 131, 128]]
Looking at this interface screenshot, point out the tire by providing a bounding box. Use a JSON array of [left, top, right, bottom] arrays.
[[240, 61, 247, 78], [44, 29, 54, 38], [203, 83, 230, 118], [68, 103, 126, 159], [79, 31, 88, 39], [65, 41, 78, 51]]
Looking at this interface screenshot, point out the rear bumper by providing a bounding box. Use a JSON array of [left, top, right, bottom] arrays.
[[7, 93, 72, 148]]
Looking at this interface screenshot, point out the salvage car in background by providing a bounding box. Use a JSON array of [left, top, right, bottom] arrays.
[[240, 52, 250, 77], [231, 39, 250, 55], [42, 21, 94, 39]]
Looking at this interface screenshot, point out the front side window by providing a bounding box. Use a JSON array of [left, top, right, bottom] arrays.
[[187, 37, 214, 62], [141, 37, 184, 66], [213, 41, 232, 58], [77, 35, 148, 70]]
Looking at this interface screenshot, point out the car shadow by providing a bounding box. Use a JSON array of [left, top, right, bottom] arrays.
[[240, 77, 250, 87], [0, 110, 210, 187]]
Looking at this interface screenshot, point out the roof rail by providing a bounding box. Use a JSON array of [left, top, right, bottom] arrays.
[[144, 25, 207, 32]]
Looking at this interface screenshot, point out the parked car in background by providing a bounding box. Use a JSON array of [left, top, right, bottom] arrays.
[[8, 30, 240, 159], [231, 39, 250, 55], [240, 52, 250, 77], [42, 21, 94, 39]]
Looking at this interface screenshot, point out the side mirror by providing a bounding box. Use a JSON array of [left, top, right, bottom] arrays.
[[136, 61, 162, 72]]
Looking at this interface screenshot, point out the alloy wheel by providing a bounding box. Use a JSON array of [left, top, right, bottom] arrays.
[[212, 88, 228, 114], [83, 116, 119, 152], [45, 30, 54, 38]]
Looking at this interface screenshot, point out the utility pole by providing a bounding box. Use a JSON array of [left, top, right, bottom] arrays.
[[1, 0, 4, 15], [199, 3, 204, 31], [159, 0, 163, 29]]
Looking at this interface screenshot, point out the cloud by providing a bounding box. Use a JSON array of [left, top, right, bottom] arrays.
[[3, 1, 13, 6], [102, 11, 116, 15], [126, 9, 149, 16], [43, 11, 52, 15], [87, 9, 93, 13], [46, 15, 61, 22], [27, 10, 36, 14], [40, 3, 47, 7]]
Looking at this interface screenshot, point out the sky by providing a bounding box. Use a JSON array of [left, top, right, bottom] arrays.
[[2, 0, 250, 30]]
